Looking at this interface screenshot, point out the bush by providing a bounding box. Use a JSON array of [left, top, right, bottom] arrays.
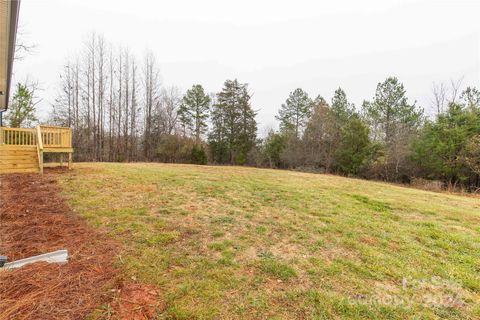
[[156, 134, 195, 163], [191, 144, 207, 165]]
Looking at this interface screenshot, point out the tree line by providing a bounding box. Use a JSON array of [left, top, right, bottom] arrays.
[[7, 33, 479, 191], [46, 34, 259, 166], [264, 80, 480, 190]]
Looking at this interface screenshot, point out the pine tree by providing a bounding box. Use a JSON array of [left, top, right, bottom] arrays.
[[411, 102, 480, 187], [331, 88, 354, 122], [313, 95, 327, 107], [208, 79, 257, 164], [363, 77, 423, 144], [237, 84, 257, 163], [6, 83, 38, 128], [263, 130, 287, 168], [276, 88, 312, 138], [178, 84, 211, 143], [460, 87, 480, 110], [209, 100, 228, 163], [363, 77, 424, 180], [335, 115, 371, 175]]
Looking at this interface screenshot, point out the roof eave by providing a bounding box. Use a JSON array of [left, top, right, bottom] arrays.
[[2, 0, 20, 113]]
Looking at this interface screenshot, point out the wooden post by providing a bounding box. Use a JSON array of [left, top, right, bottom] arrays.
[[60, 154, 64, 167], [36, 126, 44, 174], [39, 150, 43, 174], [68, 152, 72, 170]]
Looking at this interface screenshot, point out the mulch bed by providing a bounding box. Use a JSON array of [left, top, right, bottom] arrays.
[[0, 169, 165, 319], [0, 169, 120, 319]]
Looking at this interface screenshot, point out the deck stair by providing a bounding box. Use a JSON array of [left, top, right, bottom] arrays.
[[0, 125, 73, 174]]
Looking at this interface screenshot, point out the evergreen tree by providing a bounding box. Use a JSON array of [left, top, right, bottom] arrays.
[[263, 130, 287, 168], [334, 115, 371, 175], [331, 87, 355, 122], [276, 88, 312, 138], [191, 144, 208, 165], [178, 84, 211, 143], [6, 83, 38, 128], [313, 94, 327, 107], [237, 85, 257, 163], [410, 102, 480, 188], [460, 86, 480, 110], [209, 101, 228, 163], [363, 77, 423, 144], [463, 135, 480, 176], [363, 77, 423, 180], [208, 79, 257, 164]]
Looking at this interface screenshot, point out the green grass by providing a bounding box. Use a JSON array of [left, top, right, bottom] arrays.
[[58, 163, 480, 319]]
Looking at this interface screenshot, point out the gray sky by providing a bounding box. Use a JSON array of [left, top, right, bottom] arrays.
[[14, 0, 480, 130]]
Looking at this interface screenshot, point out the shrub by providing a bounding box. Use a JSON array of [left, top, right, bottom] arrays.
[[191, 144, 207, 165]]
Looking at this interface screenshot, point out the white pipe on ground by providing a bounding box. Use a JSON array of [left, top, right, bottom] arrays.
[[1, 249, 69, 269]]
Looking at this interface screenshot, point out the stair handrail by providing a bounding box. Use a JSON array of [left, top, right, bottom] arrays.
[[36, 125, 44, 174]]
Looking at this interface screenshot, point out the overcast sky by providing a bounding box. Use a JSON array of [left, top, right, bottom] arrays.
[[13, 0, 480, 130]]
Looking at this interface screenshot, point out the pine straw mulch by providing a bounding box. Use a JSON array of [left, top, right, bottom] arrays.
[[0, 168, 163, 320]]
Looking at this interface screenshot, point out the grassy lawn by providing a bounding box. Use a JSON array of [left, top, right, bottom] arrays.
[[58, 163, 480, 319]]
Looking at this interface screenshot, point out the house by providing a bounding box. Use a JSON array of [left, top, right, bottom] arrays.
[[0, 0, 20, 122]]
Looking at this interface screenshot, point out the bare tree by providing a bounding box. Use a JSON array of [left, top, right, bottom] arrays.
[[431, 82, 447, 115], [14, 25, 37, 61], [159, 86, 181, 135], [129, 57, 139, 160], [449, 77, 464, 104], [142, 51, 161, 160], [123, 48, 131, 159], [48, 34, 201, 164], [96, 35, 107, 160]]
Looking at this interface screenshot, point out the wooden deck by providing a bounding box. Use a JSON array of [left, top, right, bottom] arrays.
[[0, 125, 73, 174]]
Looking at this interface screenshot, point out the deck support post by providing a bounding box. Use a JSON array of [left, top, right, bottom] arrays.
[[36, 125, 44, 174], [68, 152, 72, 170], [39, 150, 43, 174]]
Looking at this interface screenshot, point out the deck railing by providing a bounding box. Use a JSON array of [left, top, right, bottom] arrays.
[[0, 126, 72, 148], [0, 125, 73, 174], [0, 127, 37, 145], [39, 125, 72, 149]]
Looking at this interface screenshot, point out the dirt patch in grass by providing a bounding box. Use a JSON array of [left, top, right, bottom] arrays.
[[0, 169, 120, 319], [270, 242, 307, 260], [320, 246, 361, 263], [115, 283, 165, 319]]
